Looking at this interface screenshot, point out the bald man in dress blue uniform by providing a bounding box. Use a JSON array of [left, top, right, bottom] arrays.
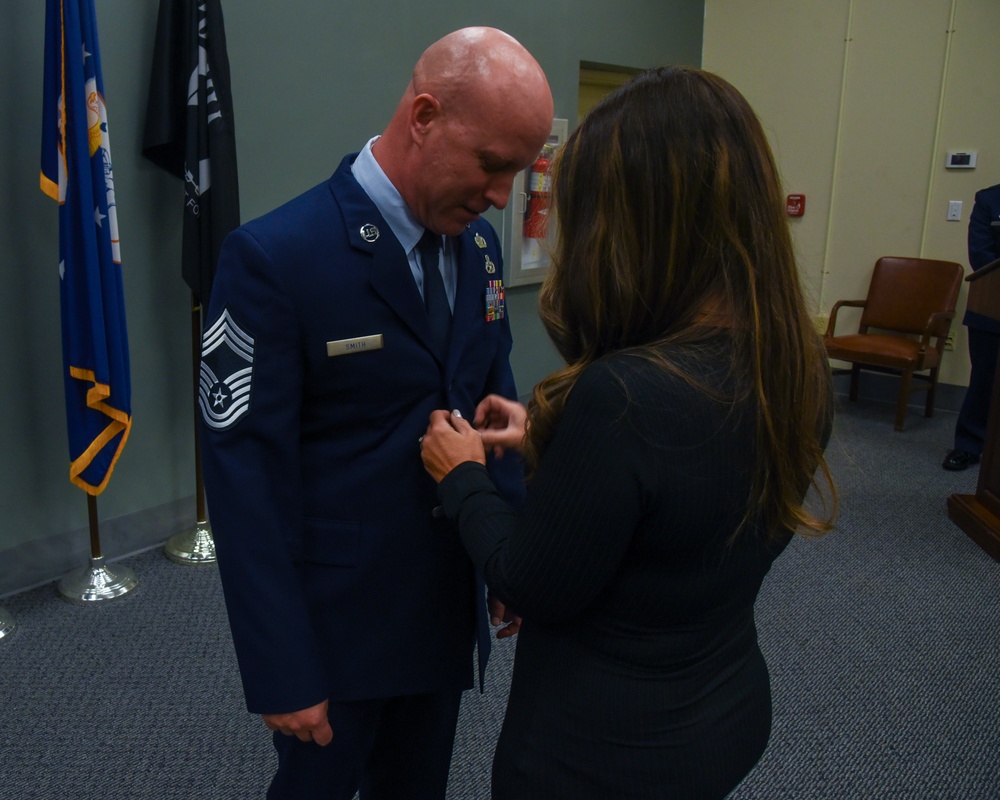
[[944, 182, 1000, 470], [198, 28, 553, 800]]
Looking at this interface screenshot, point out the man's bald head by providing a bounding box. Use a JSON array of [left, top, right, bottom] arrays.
[[375, 28, 554, 235], [412, 27, 551, 115]]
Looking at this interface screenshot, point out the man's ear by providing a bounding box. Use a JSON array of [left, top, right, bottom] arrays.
[[409, 93, 441, 141]]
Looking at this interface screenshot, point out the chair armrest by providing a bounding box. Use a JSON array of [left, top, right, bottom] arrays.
[[825, 299, 866, 337], [918, 310, 956, 351]]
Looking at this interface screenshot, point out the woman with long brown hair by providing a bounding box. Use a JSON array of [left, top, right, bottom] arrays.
[[421, 65, 835, 799]]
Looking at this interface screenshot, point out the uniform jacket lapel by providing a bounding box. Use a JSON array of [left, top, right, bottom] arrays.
[[446, 228, 492, 375], [330, 161, 444, 362]]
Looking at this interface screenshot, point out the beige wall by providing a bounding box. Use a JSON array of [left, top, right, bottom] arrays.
[[703, 0, 1000, 386]]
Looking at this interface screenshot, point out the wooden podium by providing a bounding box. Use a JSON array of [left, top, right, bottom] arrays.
[[946, 256, 1000, 562]]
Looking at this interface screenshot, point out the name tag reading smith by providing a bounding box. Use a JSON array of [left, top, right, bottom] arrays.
[[327, 334, 384, 357]]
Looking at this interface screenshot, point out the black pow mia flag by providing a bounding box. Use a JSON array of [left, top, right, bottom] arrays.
[[142, 0, 240, 307]]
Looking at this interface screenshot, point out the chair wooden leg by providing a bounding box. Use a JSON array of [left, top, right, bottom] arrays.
[[849, 365, 861, 403], [925, 368, 939, 418], [895, 370, 914, 431]]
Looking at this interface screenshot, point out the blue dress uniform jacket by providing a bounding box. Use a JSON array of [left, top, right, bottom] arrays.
[[953, 184, 1000, 455], [963, 183, 1000, 333], [199, 154, 525, 715]]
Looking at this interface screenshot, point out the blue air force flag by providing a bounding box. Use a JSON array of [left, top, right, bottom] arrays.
[[41, 0, 132, 495]]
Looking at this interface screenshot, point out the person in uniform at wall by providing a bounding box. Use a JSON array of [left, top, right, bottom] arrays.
[[944, 182, 1000, 471], [198, 27, 553, 800]]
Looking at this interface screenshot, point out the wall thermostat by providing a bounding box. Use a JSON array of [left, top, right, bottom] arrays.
[[945, 151, 977, 169]]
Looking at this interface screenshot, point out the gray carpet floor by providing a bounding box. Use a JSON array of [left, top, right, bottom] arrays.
[[1, 398, 998, 799]]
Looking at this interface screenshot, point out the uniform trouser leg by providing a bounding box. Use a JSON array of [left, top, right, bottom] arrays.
[[359, 690, 463, 800], [266, 690, 463, 800], [954, 328, 1000, 454]]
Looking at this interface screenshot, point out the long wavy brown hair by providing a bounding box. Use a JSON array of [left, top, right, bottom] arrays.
[[524, 66, 835, 538]]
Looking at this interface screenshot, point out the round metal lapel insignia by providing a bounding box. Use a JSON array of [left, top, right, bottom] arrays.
[[360, 224, 380, 242]]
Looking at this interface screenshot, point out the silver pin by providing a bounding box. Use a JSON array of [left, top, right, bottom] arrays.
[[484, 255, 496, 274], [474, 233, 487, 249], [360, 224, 380, 242]]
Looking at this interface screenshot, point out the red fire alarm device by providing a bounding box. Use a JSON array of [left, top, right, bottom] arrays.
[[786, 194, 805, 216]]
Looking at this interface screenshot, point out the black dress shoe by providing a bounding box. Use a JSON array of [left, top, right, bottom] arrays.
[[942, 449, 980, 471]]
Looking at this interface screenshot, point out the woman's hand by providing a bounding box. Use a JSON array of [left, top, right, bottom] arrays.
[[420, 409, 487, 483], [474, 395, 528, 458]]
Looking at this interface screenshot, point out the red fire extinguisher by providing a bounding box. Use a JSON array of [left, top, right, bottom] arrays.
[[524, 146, 552, 239]]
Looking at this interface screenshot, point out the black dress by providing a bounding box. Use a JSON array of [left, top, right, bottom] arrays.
[[439, 341, 802, 799]]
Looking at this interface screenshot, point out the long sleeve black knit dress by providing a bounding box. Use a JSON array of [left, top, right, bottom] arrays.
[[438, 338, 803, 799]]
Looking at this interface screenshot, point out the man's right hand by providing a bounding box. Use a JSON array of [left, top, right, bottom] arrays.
[[262, 699, 333, 746]]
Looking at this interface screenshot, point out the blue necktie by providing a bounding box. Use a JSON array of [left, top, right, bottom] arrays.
[[417, 229, 451, 352]]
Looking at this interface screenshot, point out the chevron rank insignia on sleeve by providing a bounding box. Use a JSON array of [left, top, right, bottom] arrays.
[[199, 308, 255, 431]]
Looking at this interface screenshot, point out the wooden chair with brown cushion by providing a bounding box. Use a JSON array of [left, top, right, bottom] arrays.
[[824, 256, 965, 431]]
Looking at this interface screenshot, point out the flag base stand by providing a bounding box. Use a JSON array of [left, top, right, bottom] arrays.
[[164, 521, 217, 565], [166, 296, 217, 568], [0, 608, 15, 641], [58, 556, 138, 603]]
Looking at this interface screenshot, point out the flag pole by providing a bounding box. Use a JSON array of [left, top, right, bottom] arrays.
[[144, 0, 238, 565], [58, 494, 138, 603], [0, 607, 14, 641], [164, 296, 216, 564], [42, 0, 136, 604]]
